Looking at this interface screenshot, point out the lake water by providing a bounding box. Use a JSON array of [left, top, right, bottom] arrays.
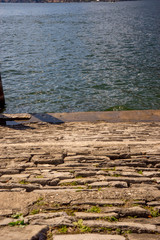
[[0, 0, 160, 114]]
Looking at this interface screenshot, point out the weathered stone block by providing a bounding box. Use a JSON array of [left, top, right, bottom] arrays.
[[53, 234, 126, 240]]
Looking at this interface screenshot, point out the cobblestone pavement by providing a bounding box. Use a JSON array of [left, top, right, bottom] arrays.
[[0, 119, 160, 240]]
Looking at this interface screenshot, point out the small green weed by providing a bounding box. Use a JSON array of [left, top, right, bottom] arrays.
[[102, 167, 116, 172], [99, 227, 112, 233], [144, 206, 160, 217], [65, 209, 75, 216], [11, 213, 23, 219], [35, 175, 44, 178], [104, 204, 113, 207], [76, 186, 84, 189], [137, 170, 143, 175], [35, 197, 47, 206], [19, 180, 30, 185], [105, 216, 118, 222], [36, 201, 47, 206], [150, 208, 160, 217], [60, 181, 78, 186], [73, 219, 91, 233], [112, 174, 121, 177], [58, 225, 68, 233], [87, 206, 101, 213], [52, 203, 60, 208], [8, 220, 26, 227], [9, 212, 27, 227], [133, 204, 140, 207], [116, 228, 122, 234], [30, 209, 40, 215], [125, 230, 132, 234], [94, 164, 100, 167]]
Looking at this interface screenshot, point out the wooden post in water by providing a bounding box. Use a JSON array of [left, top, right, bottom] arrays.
[[0, 73, 5, 108]]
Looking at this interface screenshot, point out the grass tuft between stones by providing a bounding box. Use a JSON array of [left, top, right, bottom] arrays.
[[73, 219, 91, 233], [87, 206, 101, 213], [8, 220, 26, 227], [9, 212, 27, 227], [30, 209, 40, 215], [19, 180, 30, 185], [60, 181, 78, 186]]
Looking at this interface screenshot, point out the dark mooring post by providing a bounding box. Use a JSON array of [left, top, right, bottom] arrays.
[[0, 73, 5, 108]]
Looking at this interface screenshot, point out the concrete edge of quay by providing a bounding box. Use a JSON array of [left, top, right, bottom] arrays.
[[0, 109, 160, 125]]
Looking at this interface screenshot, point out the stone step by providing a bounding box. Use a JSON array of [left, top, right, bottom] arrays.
[[104, 161, 147, 168], [71, 200, 125, 207], [59, 178, 98, 186], [83, 220, 159, 233], [64, 155, 110, 162], [30, 216, 74, 227], [135, 168, 160, 172], [88, 181, 128, 188], [101, 176, 154, 184], [0, 169, 20, 175], [25, 212, 68, 222], [74, 212, 119, 220], [74, 171, 97, 178], [119, 207, 150, 218], [147, 201, 160, 207], [0, 174, 30, 181], [0, 183, 41, 192], [32, 154, 64, 165], [142, 172, 160, 178]]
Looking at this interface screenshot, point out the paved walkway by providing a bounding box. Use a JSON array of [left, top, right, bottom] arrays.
[[0, 111, 160, 240]]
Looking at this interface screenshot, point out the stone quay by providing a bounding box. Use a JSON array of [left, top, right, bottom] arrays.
[[0, 110, 160, 240]]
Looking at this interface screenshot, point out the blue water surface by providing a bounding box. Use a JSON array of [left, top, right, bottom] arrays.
[[0, 0, 160, 113]]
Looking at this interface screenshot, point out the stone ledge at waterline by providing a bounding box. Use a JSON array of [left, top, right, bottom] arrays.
[[0, 110, 160, 240], [0, 109, 160, 124]]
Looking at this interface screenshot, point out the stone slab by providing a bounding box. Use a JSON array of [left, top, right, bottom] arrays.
[[0, 225, 48, 240], [53, 234, 126, 240], [74, 212, 118, 220], [83, 220, 158, 233], [30, 216, 74, 227], [0, 192, 40, 214]]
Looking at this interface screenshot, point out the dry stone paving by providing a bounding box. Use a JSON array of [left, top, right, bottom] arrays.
[[0, 120, 160, 240]]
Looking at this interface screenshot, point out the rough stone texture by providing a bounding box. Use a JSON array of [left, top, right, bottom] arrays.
[[0, 118, 160, 239], [30, 216, 74, 227], [120, 207, 150, 218], [0, 192, 40, 215]]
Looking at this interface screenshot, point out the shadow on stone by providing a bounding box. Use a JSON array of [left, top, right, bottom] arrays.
[[31, 113, 65, 124], [0, 114, 35, 130]]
